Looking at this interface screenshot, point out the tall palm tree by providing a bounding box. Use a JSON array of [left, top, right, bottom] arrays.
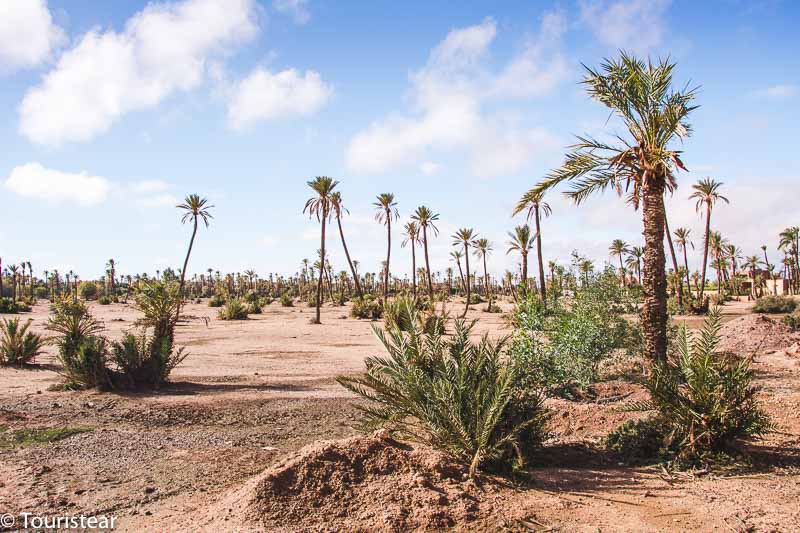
[[411, 206, 440, 298], [708, 231, 728, 295], [609, 239, 631, 287], [513, 190, 551, 304], [690, 178, 729, 300], [674, 227, 693, 300], [743, 255, 761, 299], [453, 228, 476, 317], [779, 227, 799, 293], [473, 237, 493, 310], [663, 211, 683, 309], [176, 195, 213, 328], [304, 177, 338, 323], [526, 54, 698, 364], [626, 246, 644, 285], [402, 221, 421, 298], [8, 264, 19, 302], [330, 192, 363, 298], [506, 225, 533, 296], [450, 250, 466, 293], [374, 193, 399, 299], [106, 258, 116, 297], [725, 244, 743, 297]]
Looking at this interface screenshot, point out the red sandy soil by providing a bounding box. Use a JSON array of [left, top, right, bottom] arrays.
[[1, 298, 799, 532]]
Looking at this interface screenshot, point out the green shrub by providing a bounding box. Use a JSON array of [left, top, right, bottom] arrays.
[[34, 287, 49, 299], [606, 418, 668, 465], [0, 318, 44, 366], [247, 300, 262, 314], [350, 296, 383, 320], [111, 331, 187, 387], [383, 295, 415, 331], [98, 295, 112, 305], [79, 282, 98, 301], [280, 293, 294, 307], [783, 312, 800, 332], [208, 294, 225, 307], [46, 297, 110, 390], [244, 290, 260, 303], [0, 297, 25, 314], [753, 295, 797, 314], [338, 307, 549, 477], [218, 298, 248, 320], [630, 308, 772, 466], [468, 294, 484, 304]]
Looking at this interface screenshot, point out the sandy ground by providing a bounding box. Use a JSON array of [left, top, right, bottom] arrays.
[[1, 298, 799, 532]]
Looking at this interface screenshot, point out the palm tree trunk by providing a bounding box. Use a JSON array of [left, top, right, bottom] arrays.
[[664, 214, 683, 309], [641, 177, 668, 364], [699, 201, 711, 301], [384, 214, 391, 299], [422, 227, 433, 297], [175, 217, 198, 332], [411, 240, 417, 298], [618, 257, 626, 288], [315, 213, 326, 323], [483, 252, 491, 310], [521, 253, 528, 296], [534, 205, 547, 305], [336, 215, 362, 298], [463, 243, 471, 318]]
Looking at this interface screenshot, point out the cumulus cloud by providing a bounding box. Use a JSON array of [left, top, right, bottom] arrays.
[[4, 162, 111, 205], [273, 0, 310, 25], [752, 84, 796, 100], [579, 0, 671, 52], [345, 14, 567, 177], [0, 0, 65, 72], [4, 162, 177, 207], [227, 67, 332, 128], [19, 0, 258, 145]]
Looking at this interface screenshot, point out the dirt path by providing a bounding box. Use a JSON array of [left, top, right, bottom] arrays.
[[1, 300, 799, 531]]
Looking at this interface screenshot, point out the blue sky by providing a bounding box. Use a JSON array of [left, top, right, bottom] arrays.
[[1, 0, 798, 280]]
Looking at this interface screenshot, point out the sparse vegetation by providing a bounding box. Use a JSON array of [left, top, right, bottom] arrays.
[[0, 318, 44, 366], [350, 295, 383, 320], [218, 298, 249, 320], [753, 295, 797, 314], [0, 426, 92, 449]]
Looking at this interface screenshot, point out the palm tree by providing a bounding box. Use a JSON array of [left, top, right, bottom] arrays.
[[690, 178, 729, 301], [663, 211, 683, 309], [330, 192, 363, 298], [411, 206, 439, 298], [402, 221, 421, 298], [513, 190, 551, 304], [176, 195, 213, 328], [708, 231, 728, 295], [450, 250, 466, 293], [374, 193, 399, 299], [743, 255, 761, 299], [779, 227, 799, 293], [473, 237, 493, 310], [506, 225, 533, 296], [106, 258, 116, 297], [626, 246, 644, 285], [8, 265, 19, 302], [526, 54, 698, 364], [304, 177, 338, 324], [674, 227, 693, 300], [609, 239, 631, 287], [453, 228, 476, 317], [725, 244, 743, 297]]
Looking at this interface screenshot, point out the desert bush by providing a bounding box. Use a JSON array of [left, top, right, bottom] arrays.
[[626, 309, 772, 466], [218, 298, 248, 320], [0, 297, 26, 314], [34, 287, 48, 299], [247, 300, 262, 314], [79, 282, 98, 300], [0, 318, 44, 366], [338, 306, 549, 477], [98, 295, 112, 305], [783, 312, 800, 331], [260, 296, 274, 306], [468, 294, 484, 304], [244, 290, 260, 303], [46, 297, 109, 390], [305, 293, 318, 308], [208, 294, 225, 307], [605, 418, 667, 465], [350, 296, 383, 320], [280, 293, 294, 307], [752, 295, 797, 314]]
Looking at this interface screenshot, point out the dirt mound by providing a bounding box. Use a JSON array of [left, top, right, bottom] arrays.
[[208, 432, 508, 531], [718, 314, 800, 355]]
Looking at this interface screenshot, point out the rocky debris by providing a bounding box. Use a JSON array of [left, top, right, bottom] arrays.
[[718, 314, 800, 356]]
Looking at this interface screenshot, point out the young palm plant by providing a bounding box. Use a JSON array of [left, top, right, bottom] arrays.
[[0, 318, 44, 366], [337, 301, 549, 477], [523, 54, 698, 364]]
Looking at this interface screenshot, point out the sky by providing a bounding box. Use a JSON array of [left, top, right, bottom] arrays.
[[1, 0, 798, 281]]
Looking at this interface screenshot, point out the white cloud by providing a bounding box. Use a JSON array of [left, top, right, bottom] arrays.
[[4, 162, 112, 205], [345, 13, 567, 177], [752, 84, 796, 100], [0, 0, 65, 72], [19, 0, 258, 145], [227, 67, 332, 128], [420, 161, 441, 176], [4, 162, 177, 207], [579, 0, 671, 52], [273, 0, 310, 25]]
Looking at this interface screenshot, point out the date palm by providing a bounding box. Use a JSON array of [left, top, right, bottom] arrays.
[[506, 225, 533, 296], [402, 221, 421, 298], [743, 255, 761, 299], [725, 244, 743, 296], [609, 239, 631, 287], [304, 177, 338, 324], [450, 250, 466, 293], [374, 193, 399, 300], [176, 195, 213, 329], [779, 227, 799, 293], [690, 178, 729, 300], [330, 192, 363, 298], [626, 246, 644, 285], [513, 190, 551, 304], [411, 206, 440, 298], [708, 231, 728, 295], [8, 265, 19, 302], [674, 227, 693, 300], [473, 237, 493, 310], [525, 54, 698, 364], [453, 228, 476, 317]]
